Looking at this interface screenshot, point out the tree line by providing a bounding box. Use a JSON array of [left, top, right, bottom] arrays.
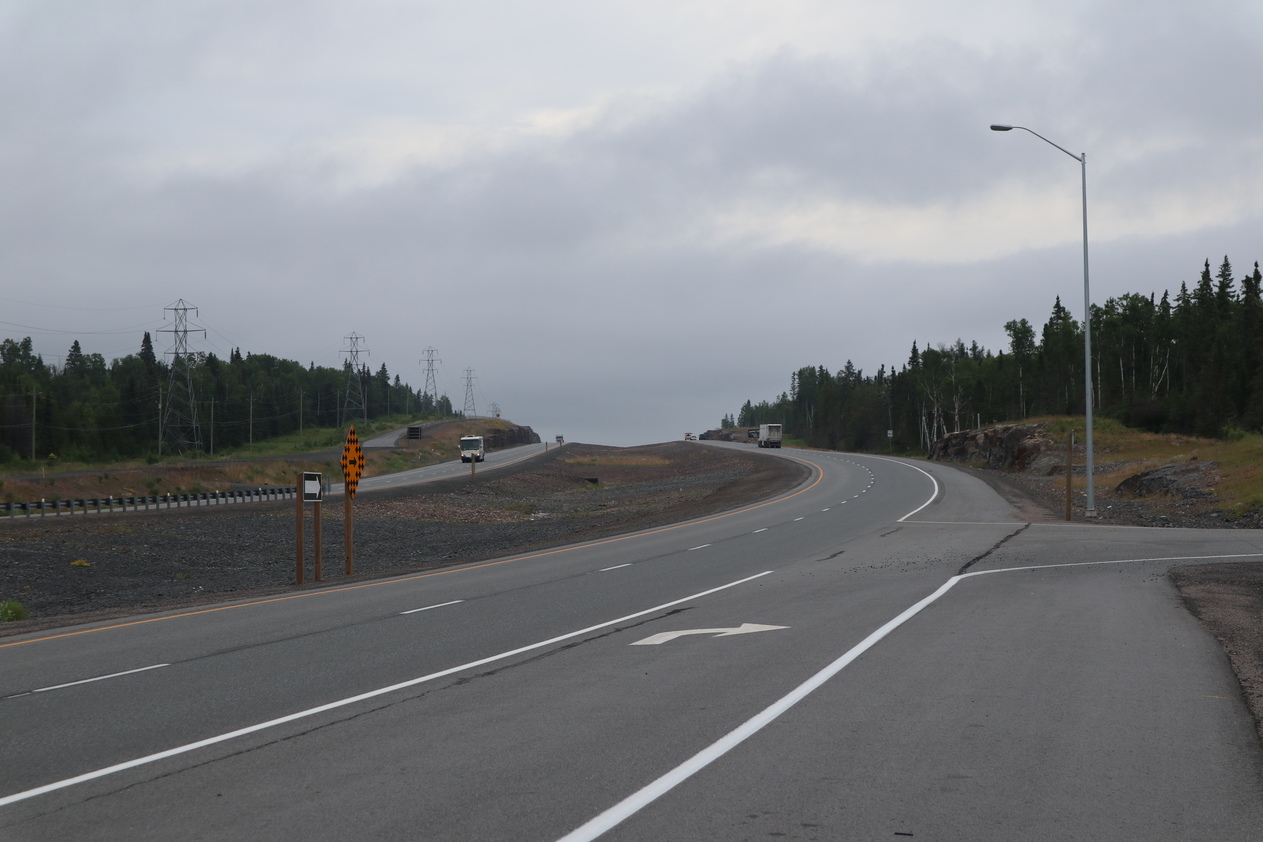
[[728, 257, 1263, 452], [0, 334, 454, 463]]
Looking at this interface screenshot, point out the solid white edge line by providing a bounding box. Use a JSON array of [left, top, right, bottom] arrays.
[[556, 575, 964, 842], [0, 571, 774, 809], [964, 552, 1263, 578], [400, 600, 465, 615], [33, 664, 170, 694], [855, 454, 939, 522]]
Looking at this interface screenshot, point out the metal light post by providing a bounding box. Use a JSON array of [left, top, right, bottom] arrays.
[[991, 123, 1096, 517]]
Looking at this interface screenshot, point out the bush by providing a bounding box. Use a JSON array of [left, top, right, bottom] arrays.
[[1, 600, 28, 622]]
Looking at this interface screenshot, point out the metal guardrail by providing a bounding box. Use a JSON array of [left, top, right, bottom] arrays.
[[1, 487, 298, 519]]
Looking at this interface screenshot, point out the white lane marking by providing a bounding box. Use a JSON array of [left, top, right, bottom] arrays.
[[793, 517, 804, 522], [557, 575, 963, 842], [858, 455, 939, 522], [965, 552, 1263, 578], [688, 544, 712, 551], [631, 624, 789, 646], [599, 564, 632, 572], [25, 666, 170, 696], [822, 508, 830, 512], [752, 528, 768, 534], [0, 571, 773, 809], [400, 600, 465, 615]]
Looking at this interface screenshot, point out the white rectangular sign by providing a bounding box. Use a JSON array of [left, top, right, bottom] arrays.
[[302, 472, 323, 502]]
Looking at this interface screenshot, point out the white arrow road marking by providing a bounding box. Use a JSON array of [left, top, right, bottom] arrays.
[[630, 623, 788, 646]]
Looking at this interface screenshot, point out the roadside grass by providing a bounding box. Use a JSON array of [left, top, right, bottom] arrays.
[[0, 416, 516, 505], [0, 600, 27, 622], [212, 414, 430, 459], [1017, 415, 1263, 517]]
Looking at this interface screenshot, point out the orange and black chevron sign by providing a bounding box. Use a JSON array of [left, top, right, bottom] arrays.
[[340, 426, 365, 499]]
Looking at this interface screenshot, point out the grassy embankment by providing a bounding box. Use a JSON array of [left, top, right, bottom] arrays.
[[1011, 416, 1263, 519], [0, 416, 520, 506]]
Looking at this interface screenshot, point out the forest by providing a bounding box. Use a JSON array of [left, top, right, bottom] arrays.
[[0, 333, 452, 463], [727, 257, 1263, 453]]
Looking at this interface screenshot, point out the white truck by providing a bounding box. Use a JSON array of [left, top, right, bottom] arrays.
[[757, 423, 783, 448], [459, 435, 486, 463]]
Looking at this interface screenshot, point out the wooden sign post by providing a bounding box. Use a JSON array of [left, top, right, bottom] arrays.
[[340, 427, 364, 576], [296, 472, 323, 583]]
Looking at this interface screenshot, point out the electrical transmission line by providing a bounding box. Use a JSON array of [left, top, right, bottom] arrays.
[[340, 332, 369, 426], [462, 368, 477, 418], [420, 347, 440, 412], [159, 299, 205, 454]]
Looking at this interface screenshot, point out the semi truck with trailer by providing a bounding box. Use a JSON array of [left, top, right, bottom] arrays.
[[758, 423, 783, 448]]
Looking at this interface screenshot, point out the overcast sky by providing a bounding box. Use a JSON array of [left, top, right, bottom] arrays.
[[2, 0, 1260, 446]]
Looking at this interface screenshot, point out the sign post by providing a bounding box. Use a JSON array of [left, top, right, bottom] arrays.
[[295, 474, 304, 585], [296, 471, 323, 584], [340, 427, 364, 576]]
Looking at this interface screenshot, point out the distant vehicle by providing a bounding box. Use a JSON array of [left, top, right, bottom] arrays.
[[758, 423, 783, 448], [556, 435, 564, 444], [459, 435, 486, 463], [747, 428, 759, 439], [684, 433, 695, 440]]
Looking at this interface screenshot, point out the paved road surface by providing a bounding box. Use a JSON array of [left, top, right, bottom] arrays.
[[2, 445, 1261, 840]]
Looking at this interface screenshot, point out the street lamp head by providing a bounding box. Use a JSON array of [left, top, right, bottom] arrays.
[[990, 124, 1014, 131]]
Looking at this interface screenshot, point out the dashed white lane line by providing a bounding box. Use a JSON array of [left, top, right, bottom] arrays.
[[400, 600, 465, 615], [34, 664, 170, 695], [688, 544, 712, 551], [3, 666, 173, 696], [599, 564, 632, 572], [752, 528, 768, 534]]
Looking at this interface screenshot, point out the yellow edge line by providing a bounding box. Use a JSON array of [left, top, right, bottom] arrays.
[[2, 451, 823, 649]]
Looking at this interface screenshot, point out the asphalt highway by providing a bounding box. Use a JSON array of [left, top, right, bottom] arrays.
[[2, 444, 1262, 840]]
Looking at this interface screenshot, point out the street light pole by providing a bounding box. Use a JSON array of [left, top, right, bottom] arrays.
[[991, 123, 1096, 517]]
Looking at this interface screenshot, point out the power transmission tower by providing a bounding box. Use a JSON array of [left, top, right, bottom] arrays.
[[462, 368, 477, 418], [340, 332, 369, 426], [420, 347, 440, 412], [159, 299, 205, 454], [488, 402, 501, 418]]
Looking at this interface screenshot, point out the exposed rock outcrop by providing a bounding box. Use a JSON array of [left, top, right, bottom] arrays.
[[929, 423, 1061, 474], [1116, 459, 1219, 498], [699, 428, 754, 443], [485, 424, 541, 448]]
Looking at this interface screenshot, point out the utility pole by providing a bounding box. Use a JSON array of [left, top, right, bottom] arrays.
[[420, 347, 440, 412], [159, 299, 206, 454], [30, 386, 38, 462], [340, 333, 369, 426], [462, 368, 477, 419]]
